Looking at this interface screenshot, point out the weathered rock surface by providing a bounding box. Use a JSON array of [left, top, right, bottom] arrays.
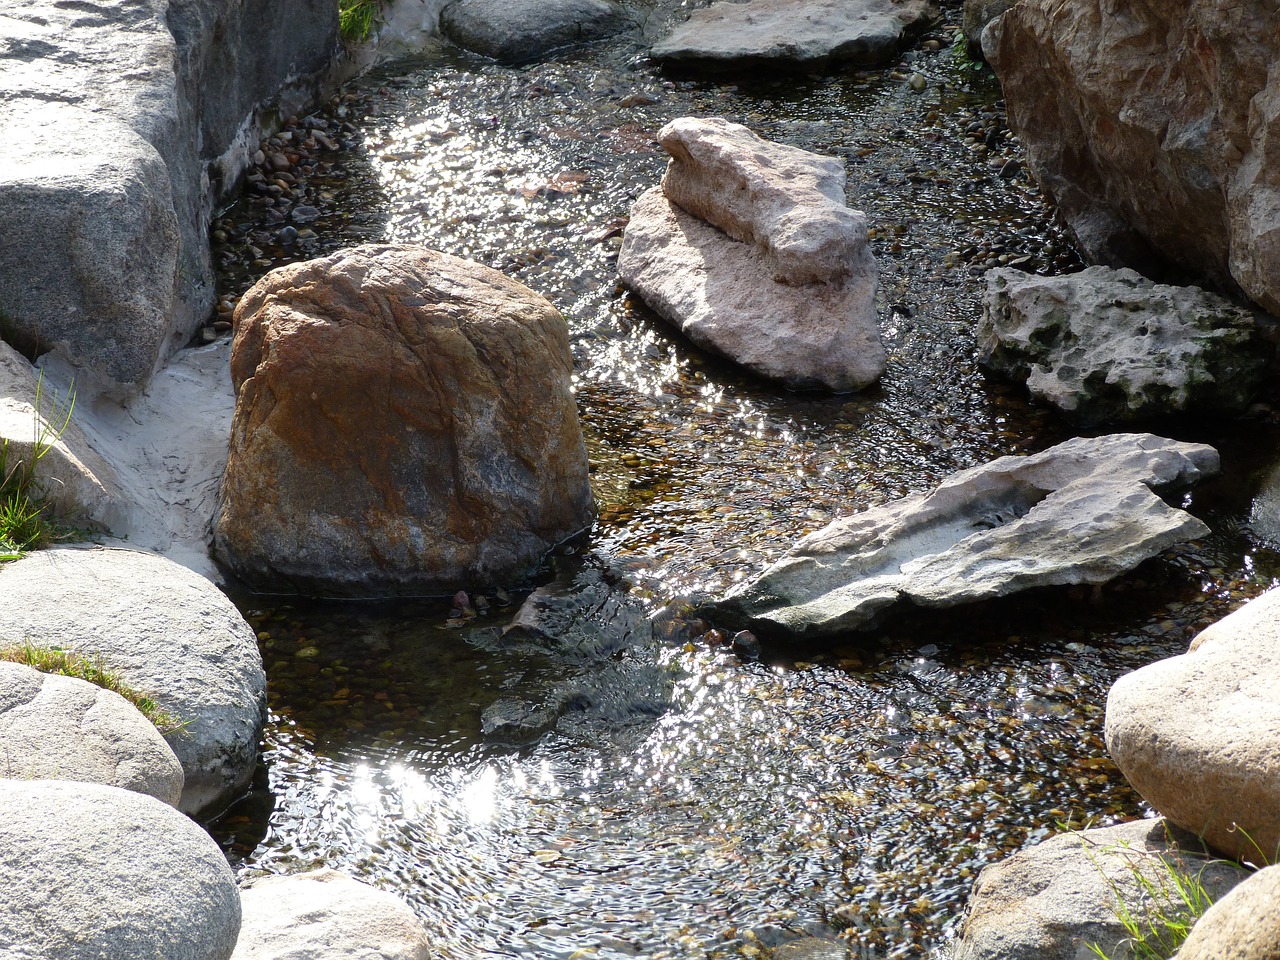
[[984, 1, 1280, 315], [0, 778, 241, 960], [1177, 864, 1280, 960], [619, 119, 882, 391], [954, 818, 1249, 960], [0, 342, 130, 536], [0, 661, 184, 806], [652, 0, 938, 70], [961, 0, 1015, 54], [714, 434, 1218, 639], [979, 266, 1270, 423], [214, 243, 595, 595], [441, 0, 633, 62], [0, 0, 338, 395], [1107, 587, 1280, 864], [232, 869, 431, 960], [0, 547, 266, 818]]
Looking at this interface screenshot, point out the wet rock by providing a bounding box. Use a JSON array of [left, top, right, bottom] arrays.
[[954, 818, 1249, 960], [232, 869, 430, 960], [1106, 587, 1280, 864], [0, 779, 241, 960], [214, 243, 595, 595], [713, 434, 1218, 639], [0, 547, 267, 819], [441, 0, 633, 63], [503, 566, 653, 660], [651, 0, 938, 71], [0, 661, 184, 807], [1177, 864, 1280, 960], [481, 697, 559, 741], [985, 1, 1280, 315], [619, 119, 882, 391], [979, 266, 1270, 423], [0, 0, 338, 396]]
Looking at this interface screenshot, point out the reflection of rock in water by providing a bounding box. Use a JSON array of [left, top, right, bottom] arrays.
[[479, 559, 681, 746]]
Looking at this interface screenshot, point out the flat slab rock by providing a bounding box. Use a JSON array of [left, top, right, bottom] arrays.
[[232, 869, 430, 960], [0, 779, 241, 960], [712, 433, 1218, 639], [651, 0, 938, 69], [619, 117, 882, 391], [441, 0, 633, 63], [980, 266, 1270, 423], [1107, 586, 1280, 864], [0, 661, 183, 806], [0, 547, 266, 818], [954, 818, 1249, 960]]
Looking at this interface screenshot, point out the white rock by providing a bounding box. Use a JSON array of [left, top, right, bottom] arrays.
[[0, 661, 183, 805], [1177, 864, 1280, 960], [979, 266, 1269, 422], [0, 778, 241, 960], [954, 818, 1249, 960], [620, 186, 883, 391], [659, 116, 867, 285], [1107, 587, 1280, 864], [232, 869, 431, 960], [715, 434, 1218, 638], [652, 0, 938, 70], [0, 547, 266, 818]]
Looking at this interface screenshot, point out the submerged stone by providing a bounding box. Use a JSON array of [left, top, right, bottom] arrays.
[[712, 434, 1218, 639]]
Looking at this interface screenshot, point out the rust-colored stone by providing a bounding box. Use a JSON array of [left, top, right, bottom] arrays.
[[213, 244, 594, 594]]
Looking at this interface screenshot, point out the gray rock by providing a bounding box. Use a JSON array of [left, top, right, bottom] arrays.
[[0, 778, 241, 960], [0, 661, 184, 806], [1177, 864, 1280, 960], [0, 547, 266, 818], [961, 0, 1015, 55], [714, 434, 1218, 639], [232, 869, 431, 960], [652, 0, 938, 70], [1107, 587, 1280, 865], [979, 266, 1269, 423], [619, 118, 882, 392], [0, 0, 337, 395], [441, 0, 633, 63], [659, 116, 868, 285], [954, 818, 1249, 960]]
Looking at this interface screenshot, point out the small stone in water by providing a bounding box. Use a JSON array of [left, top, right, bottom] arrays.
[[732, 630, 761, 660], [453, 590, 470, 609], [909, 73, 927, 93]]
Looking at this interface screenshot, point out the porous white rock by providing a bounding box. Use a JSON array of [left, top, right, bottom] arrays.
[[953, 818, 1249, 960], [0, 547, 266, 818], [979, 266, 1269, 423], [1107, 587, 1280, 864], [0, 778, 241, 960], [0, 661, 183, 806], [651, 0, 938, 70], [619, 118, 882, 391], [232, 869, 431, 960], [715, 434, 1218, 638]]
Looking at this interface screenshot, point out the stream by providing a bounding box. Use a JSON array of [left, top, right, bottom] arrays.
[[208, 4, 1280, 958]]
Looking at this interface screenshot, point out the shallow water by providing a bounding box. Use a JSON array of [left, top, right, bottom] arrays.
[[209, 6, 1280, 957]]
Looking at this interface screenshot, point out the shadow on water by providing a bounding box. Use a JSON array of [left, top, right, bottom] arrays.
[[209, 5, 1280, 958]]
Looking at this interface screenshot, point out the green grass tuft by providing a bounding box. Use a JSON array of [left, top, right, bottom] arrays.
[[339, 0, 381, 41], [0, 642, 186, 735], [0, 374, 76, 562]]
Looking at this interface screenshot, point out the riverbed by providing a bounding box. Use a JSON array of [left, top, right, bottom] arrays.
[[208, 5, 1280, 957]]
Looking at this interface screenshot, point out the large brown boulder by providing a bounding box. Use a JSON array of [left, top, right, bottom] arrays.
[[985, 1, 1280, 314], [213, 244, 595, 595]]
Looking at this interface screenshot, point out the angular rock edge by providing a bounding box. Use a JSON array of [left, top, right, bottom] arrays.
[[709, 434, 1218, 639]]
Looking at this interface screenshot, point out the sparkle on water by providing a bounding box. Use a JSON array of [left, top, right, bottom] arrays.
[[210, 7, 1280, 958]]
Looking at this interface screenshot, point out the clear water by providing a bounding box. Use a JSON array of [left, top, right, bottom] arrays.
[[209, 6, 1280, 957]]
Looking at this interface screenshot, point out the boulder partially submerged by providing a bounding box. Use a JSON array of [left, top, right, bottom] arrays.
[[979, 266, 1270, 423], [441, 0, 633, 63], [1106, 587, 1280, 864], [713, 434, 1218, 639], [651, 0, 938, 71], [619, 117, 883, 391], [214, 243, 595, 595], [953, 818, 1249, 960]]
